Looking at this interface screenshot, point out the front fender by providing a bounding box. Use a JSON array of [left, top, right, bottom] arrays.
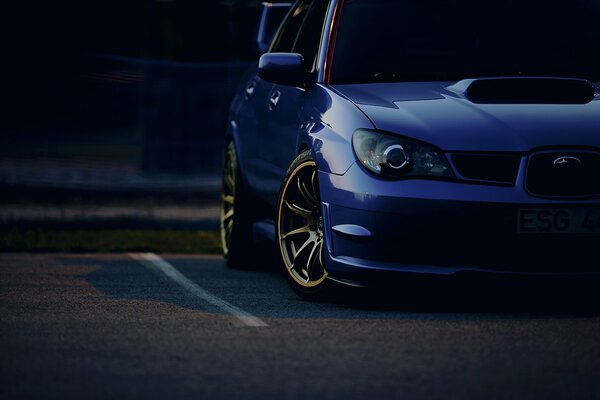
[[298, 84, 374, 175]]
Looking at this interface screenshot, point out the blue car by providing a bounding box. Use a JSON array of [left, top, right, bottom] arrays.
[[221, 0, 600, 298]]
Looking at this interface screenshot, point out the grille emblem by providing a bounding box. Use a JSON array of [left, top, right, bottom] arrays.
[[553, 156, 582, 167]]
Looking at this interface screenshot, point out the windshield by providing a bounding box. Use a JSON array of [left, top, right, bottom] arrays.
[[329, 0, 600, 84]]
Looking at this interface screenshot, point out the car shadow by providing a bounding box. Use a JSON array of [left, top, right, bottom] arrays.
[[81, 257, 216, 313], [74, 255, 600, 320], [333, 274, 600, 317]]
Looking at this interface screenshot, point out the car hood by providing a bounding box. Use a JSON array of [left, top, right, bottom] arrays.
[[333, 82, 600, 152]]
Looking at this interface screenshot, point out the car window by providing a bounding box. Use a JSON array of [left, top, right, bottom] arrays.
[[292, 0, 329, 72], [330, 0, 600, 83], [270, 0, 313, 53]]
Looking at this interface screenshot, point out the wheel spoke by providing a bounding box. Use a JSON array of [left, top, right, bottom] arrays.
[[284, 200, 312, 218], [297, 176, 318, 207], [222, 208, 234, 223], [281, 225, 311, 240], [318, 240, 324, 269], [290, 236, 315, 272], [291, 241, 297, 258], [227, 173, 236, 192], [304, 238, 321, 279], [221, 194, 234, 205]]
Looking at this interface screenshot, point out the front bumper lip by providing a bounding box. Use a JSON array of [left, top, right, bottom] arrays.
[[323, 250, 600, 289], [328, 253, 600, 277], [318, 163, 600, 282]]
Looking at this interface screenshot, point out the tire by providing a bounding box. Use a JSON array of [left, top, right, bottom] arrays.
[[220, 140, 259, 268], [276, 150, 334, 300]]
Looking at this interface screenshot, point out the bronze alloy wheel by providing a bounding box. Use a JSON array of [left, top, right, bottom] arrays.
[[220, 142, 237, 256], [277, 159, 328, 288]]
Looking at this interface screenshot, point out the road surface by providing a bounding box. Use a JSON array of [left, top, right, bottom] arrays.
[[1, 253, 600, 399]]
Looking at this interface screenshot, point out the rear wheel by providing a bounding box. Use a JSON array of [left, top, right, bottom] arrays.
[[221, 141, 257, 268], [277, 150, 332, 299]]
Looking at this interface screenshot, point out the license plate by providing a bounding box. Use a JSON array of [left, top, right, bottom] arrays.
[[518, 208, 600, 234]]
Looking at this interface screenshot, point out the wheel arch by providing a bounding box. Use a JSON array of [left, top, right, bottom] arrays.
[[296, 84, 375, 176], [223, 121, 252, 190], [297, 142, 310, 155]]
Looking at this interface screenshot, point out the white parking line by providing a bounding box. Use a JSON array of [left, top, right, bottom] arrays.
[[129, 253, 268, 327]]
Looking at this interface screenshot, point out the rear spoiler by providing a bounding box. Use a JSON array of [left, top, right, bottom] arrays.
[[257, 2, 293, 53]]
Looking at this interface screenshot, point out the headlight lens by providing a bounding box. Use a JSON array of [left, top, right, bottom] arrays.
[[352, 129, 453, 178]]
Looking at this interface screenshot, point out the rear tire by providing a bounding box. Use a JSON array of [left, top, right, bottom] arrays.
[[220, 141, 258, 269]]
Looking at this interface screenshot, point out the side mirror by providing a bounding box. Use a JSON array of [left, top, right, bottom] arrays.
[[258, 53, 311, 87]]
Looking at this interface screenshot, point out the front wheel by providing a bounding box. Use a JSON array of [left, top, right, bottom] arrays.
[[276, 150, 332, 299]]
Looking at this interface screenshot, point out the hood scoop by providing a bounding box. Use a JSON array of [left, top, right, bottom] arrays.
[[447, 78, 597, 104]]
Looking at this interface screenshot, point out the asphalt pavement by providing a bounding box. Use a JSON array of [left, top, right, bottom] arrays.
[[1, 253, 600, 400]]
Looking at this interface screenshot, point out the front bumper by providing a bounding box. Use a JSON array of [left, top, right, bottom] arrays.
[[319, 163, 600, 284]]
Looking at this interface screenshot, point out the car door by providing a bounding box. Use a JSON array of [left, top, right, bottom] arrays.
[[256, 0, 329, 206], [233, 69, 274, 192]]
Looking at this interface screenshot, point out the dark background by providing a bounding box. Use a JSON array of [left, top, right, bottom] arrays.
[[0, 0, 287, 249], [3, 0, 283, 174]]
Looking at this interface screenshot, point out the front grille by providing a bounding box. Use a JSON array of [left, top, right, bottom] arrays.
[[526, 151, 600, 198], [451, 153, 521, 184]]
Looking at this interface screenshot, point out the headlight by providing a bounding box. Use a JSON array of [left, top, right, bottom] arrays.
[[352, 129, 453, 179]]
